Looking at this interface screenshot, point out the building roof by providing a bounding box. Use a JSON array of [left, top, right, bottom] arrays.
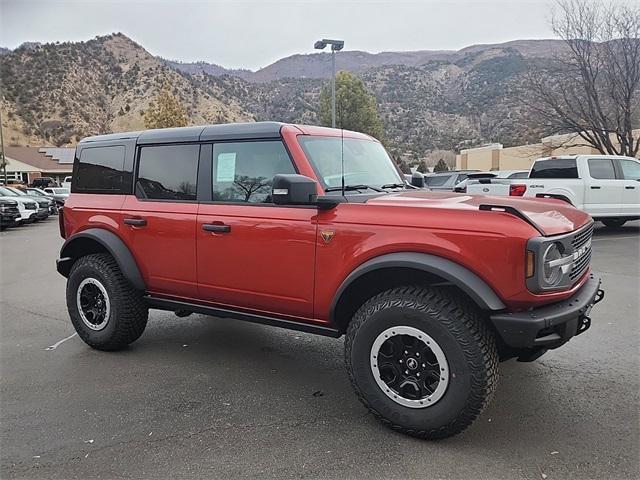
[[4, 146, 74, 172]]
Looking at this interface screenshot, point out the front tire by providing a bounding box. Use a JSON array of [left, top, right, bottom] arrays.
[[345, 286, 498, 440], [66, 253, 148, 351]]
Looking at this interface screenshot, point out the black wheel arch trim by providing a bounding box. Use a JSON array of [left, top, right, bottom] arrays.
[[56, 228, 146, 291], [329, 252, 506, 322]]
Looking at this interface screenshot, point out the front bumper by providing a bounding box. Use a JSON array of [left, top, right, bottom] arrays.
[[491, 273, 603, 350], [1, 212, 20, 226], [35, 208, 49, 219]]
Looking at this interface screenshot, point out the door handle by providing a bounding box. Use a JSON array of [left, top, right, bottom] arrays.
[[625, 185, 636, 189], [203, 223, 231, 233], [124, 218, 147, 227], [590, 186, 601, 189]]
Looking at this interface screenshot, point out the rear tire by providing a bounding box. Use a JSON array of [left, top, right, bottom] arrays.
[[602, 219, 626, 228], [345, 285, 498, 440], [66, 253, 148, 351]]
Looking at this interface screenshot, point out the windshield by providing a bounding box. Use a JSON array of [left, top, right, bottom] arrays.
[[7, 187, 27, 195], [51, 188, 69, 194], [424, 175, 451, 187], [0, 186, 18, 196], [299, 136, 403, 192]]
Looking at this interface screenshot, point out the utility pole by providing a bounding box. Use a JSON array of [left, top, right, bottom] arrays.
[[314, 39, 344, 128], [0, 107, 7, 185]]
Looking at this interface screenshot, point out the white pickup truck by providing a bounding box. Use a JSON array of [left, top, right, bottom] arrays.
[[466, 155, 640, 228]]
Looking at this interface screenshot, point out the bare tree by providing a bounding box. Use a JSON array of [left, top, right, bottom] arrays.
[[525, 0, 640, 156]]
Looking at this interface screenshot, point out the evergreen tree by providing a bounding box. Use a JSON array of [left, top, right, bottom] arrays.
[[144, 84, 188, 129], [433, 159, 449, 172], [319, 71, 384, 140]]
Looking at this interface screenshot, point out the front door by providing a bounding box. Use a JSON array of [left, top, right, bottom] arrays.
[[583, 157, 623, 217], [616, 158, 640, 217], [120, 143, 200, 298], [196, 140, 317, 319]]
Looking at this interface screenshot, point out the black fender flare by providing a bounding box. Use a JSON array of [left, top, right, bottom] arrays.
[[56, 228, 145, 291], [330, 252, 506, 322]]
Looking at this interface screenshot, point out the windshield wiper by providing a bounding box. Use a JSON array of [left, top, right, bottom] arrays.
[[380, 183, 407, 189], [324, 184, 384, 193]]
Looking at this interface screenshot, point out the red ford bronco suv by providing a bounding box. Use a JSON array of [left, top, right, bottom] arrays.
[[57, 122, 604, 439]]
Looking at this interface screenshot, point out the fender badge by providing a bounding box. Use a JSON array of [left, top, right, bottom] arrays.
[[320, 230, 335, 243]]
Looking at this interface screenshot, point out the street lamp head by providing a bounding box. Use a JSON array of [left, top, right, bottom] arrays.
[[314, 39, 344, 51]]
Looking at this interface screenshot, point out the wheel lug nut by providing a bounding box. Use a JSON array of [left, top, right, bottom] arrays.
[[404, 351, 408, 354], [416, 353, 420, 357], [422, 364, 426, 368], [399, 360, 403, 363], [405, 370, 409, 375], [417, 373, 421, 377]]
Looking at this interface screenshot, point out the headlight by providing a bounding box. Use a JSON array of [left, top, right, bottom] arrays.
[[541, 242, 567, 287]]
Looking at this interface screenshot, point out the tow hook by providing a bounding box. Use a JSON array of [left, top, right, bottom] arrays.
[[594, 289, 605, 305]]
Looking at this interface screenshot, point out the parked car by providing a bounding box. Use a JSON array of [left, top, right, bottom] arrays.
[[0, 199, 21, 230], [423, 170, 479, 191], [0, 187, 39, 223], [62, 176, 72, 189], [18, 187, 60, 213], [30, 177, 58, 189], [0, 186, 50, 220], [465, 156, 640, 228], [57, 122, 603, 440], [456, 170, 529, 194], [42, 187, 70, 207]]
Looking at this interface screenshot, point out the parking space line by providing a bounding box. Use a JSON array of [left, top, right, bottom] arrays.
[[45, 332, 77, 351]]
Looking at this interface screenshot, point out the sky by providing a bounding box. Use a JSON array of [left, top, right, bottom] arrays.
[[1, 0, 557, 71]]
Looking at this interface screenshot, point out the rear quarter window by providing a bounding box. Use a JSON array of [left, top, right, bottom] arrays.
[[73, 145, 131, 193], [529, 159, 578, 179]]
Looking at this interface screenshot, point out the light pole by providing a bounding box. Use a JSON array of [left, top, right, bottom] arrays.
[[314, 38, 344, 128]]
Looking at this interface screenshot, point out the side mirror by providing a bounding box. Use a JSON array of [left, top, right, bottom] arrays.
[[411, 171, 425, 188], [272, 174, 341, 210]]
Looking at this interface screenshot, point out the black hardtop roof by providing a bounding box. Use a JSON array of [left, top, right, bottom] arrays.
[[79, 122, 286, 145]]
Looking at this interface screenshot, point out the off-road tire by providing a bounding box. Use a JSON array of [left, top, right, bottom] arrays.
[[602, 219, 626, 229], [345, 285, 498, 440], [66, 253, 148, 351]]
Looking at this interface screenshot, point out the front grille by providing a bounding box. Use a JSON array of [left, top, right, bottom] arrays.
[[37, 201, 48, 208], [24, 203, 37, 210], [569, 223, 594, 281]]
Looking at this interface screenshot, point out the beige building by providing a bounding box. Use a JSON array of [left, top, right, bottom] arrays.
[[456, 130, 640, 171]]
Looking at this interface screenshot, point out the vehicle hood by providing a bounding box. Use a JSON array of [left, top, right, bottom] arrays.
[[0, 195, 33, 205], [366, 191, 591, 236]]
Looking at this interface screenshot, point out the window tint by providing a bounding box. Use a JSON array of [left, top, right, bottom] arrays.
[[529, 159, 578, 178], [425, 175, 451, 187], [619, 159, 640, 181], [75, 146, 129, 192], [211, 141, 295, 203], [136, 145, 199, 201], [508, 171, 529, 179], [588, 158, 616, 179]]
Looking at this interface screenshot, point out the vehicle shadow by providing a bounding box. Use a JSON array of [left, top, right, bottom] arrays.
[[101, 313, 603, 448], [592, 221, 639, 237]]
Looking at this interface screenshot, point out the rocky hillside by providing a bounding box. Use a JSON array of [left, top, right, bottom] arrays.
[[0, 34, 253, 146], [0, 34, 565, 155]]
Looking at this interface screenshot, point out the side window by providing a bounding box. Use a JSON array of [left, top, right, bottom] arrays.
[[509, 171, 529, 179], [588, 158, 616, 179], [136, 145, 199, 201], [425, 175, 450, 187], [74, 145, 129, 193], [211, 141, 295, 203], [618, 159, 640, 181]]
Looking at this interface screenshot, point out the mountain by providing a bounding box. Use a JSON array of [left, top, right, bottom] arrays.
[[0, 34, 253, 146], [0, 33, 566, 154]]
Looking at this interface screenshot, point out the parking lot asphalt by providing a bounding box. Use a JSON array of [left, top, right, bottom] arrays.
[[1, 219, 638, 480]]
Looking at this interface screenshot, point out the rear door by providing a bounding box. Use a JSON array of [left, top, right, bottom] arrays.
[[120, 144, 200, 298], [583, 157, 623, 217], [196, 140, 317, 319], [616, 157, 640, 216]]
